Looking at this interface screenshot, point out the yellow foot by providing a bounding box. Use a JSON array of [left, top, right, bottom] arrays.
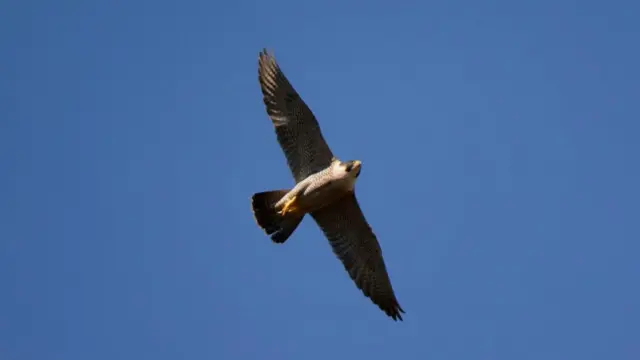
[[278, 196, 297, 216]]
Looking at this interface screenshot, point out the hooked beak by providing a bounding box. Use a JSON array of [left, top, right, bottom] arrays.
[[353, 160, 362, 177]]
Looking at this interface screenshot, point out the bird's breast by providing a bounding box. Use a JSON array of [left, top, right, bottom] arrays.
[[298, 177, 352, 212]]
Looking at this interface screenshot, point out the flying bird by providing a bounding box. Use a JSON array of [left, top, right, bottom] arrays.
[[250, 49, 405, 321]]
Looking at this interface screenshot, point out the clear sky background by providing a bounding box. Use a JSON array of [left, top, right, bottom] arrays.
[[2, 1, 639, 359]]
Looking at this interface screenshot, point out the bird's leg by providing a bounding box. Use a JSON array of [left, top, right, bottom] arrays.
[[278, 196, 297, 216]]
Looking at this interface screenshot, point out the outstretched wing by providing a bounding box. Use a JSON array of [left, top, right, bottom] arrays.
[[258, 49, 335, 183], [310, 192, 405, 321]]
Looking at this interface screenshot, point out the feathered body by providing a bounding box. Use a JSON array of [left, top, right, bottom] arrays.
[[275, 158, 361, 213]]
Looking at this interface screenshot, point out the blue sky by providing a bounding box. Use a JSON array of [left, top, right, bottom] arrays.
[[2, 0, 639, 359]]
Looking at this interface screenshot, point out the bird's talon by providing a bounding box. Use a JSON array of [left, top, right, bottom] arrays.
[[279, 196, 297, 216]]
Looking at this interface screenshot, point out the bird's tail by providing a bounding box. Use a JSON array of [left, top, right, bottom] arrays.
[[251, 190, 304, 243]]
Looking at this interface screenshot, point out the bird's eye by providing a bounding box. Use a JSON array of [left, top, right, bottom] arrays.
[[345, 164, 353, 172]]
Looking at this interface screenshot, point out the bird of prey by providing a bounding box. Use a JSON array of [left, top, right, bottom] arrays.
[[250, 49, 405, 321]]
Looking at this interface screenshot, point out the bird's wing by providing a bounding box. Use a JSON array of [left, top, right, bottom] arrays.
[[258, 49, 335, 183], [310, 192, 405, 321]]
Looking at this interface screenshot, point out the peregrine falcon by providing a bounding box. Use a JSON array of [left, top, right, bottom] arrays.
[[250, 49, 405, 321]]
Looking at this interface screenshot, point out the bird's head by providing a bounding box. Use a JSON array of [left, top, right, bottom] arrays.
[[342, 159, 362, 179]]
